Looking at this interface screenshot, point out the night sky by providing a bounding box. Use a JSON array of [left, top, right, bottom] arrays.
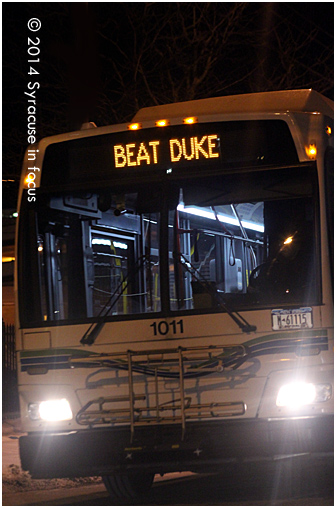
[[2, 2, 334, 206]]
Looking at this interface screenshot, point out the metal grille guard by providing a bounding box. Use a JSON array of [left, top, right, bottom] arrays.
[[71, 345, 247, 441]]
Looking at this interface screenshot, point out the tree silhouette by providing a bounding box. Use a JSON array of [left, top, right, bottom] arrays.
[[2, 2, 333, 186]]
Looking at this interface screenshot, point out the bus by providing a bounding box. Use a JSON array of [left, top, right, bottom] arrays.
[[16, 90, 333, 499]]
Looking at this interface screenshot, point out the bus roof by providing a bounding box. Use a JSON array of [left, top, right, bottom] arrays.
[[132, 89, 334, 122]]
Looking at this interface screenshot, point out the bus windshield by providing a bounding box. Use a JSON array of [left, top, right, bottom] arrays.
[[18, 164, 319, 326]]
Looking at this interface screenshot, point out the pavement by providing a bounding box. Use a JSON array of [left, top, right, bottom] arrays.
[[2, 417, 107, 506]]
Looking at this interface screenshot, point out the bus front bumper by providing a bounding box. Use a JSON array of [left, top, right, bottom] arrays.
[[19, 415, 334, 479]]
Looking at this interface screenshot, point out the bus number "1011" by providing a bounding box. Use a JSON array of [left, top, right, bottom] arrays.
[[150, 319, 184, 336]]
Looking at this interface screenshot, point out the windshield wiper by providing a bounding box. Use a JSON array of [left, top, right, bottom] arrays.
[[80, 255, 149, 346], [175, 252, 257, 334]]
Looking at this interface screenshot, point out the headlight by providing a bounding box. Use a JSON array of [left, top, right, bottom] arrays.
[[28, 399, 73, 421], [276, 382, 332, 408]]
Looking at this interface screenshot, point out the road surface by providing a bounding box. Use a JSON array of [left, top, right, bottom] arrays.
[[3, 420, 333, 506]]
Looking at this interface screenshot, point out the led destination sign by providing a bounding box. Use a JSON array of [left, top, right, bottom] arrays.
[[41, 120, 299, 188], [113, 135, 219, 168]]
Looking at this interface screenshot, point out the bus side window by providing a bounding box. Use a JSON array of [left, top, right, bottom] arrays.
[[324, 147, 334, 283], [18, 206, 44, 325]]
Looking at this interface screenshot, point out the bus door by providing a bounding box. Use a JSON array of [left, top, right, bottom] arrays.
[[90, 232, 136, 317]]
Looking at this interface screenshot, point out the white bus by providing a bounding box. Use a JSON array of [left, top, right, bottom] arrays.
[[16, 90, 333, 499]]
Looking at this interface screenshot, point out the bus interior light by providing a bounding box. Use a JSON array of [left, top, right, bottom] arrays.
[[177, 204, 264, 233], [92, 238, 111, 246], [113, 241, 128, 250]]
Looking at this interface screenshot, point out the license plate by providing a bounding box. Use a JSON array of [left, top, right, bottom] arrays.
[[271, 308, 313, 330]]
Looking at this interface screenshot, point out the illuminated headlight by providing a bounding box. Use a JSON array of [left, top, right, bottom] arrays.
[[28, 399, 73, 421], [276, 382, 332, 408]]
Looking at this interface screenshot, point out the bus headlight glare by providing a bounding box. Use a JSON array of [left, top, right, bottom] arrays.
[[276, 382, 315, 407], [29, 399, 73, 421], [276, 382, 331, 408]]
